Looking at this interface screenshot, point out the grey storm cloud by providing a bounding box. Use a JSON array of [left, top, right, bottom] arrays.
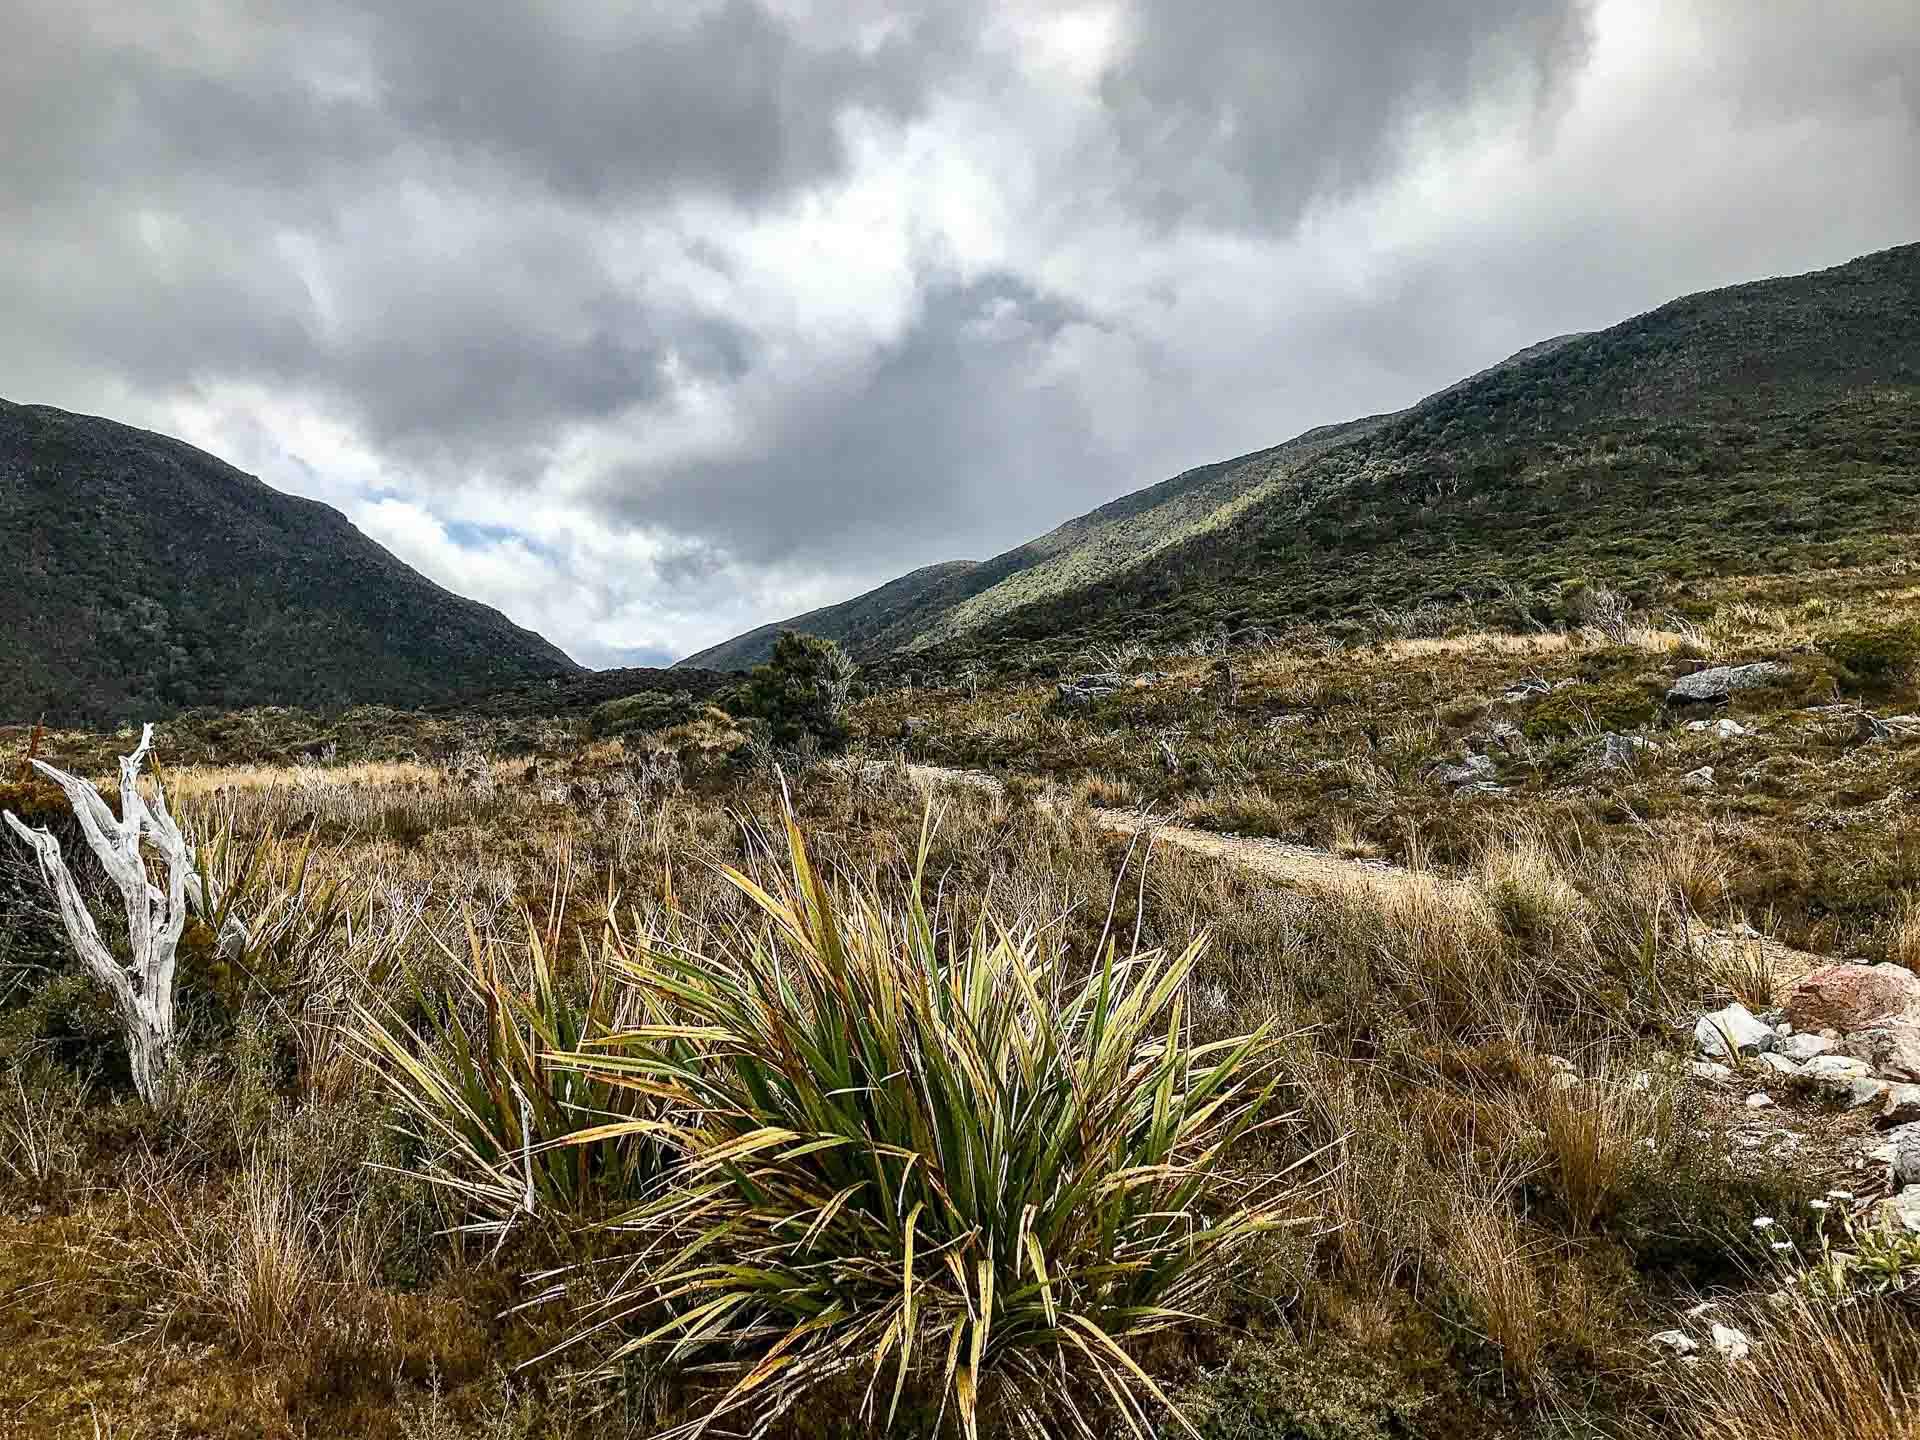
[[4, 0, 1918, 663], [609, 274, 1112, 564], [1098, 0, 1592, 227]]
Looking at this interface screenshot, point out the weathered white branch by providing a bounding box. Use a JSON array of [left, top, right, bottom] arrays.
[[3, 723, 193, 1107]]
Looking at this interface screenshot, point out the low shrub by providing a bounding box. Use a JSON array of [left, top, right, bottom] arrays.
[[1519, 681, 1657, 740], [1172, 1332, 1430, 1440], [1819, 621, 1920, 692], [589, 690, 705, 740]]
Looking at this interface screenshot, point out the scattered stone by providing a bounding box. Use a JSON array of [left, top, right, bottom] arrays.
[[1551, 1071, 1583, 1092], [1690, 1059, 1734, 1082], [1710, 1323, 1753, 1362], [1597, 732, 1645, 769], [1866, 1141, 1898, 1167], [1428, 753, 1498, 788], [1837, 1077, 1893, 1110], [1501, 677, 1553, 704], [1687, 716, 1752, 738], [1779, 1033, 1837, 1063], [1694, 1002, 1774, 1060], [1876, 1190, 1920, 1235], [1843, 1024, 1920, 1083], [1667, 661, 1792, 705], [1485, 720, 1524, 754], [1745, 1092, 1774, 1109], [1757, 1051, 1801, 1077], [1854, 711, 1893, 746], [1879, 1084, 1920, 1128], [1802, 1054, 1872, 1081], [1682, 766, 1716, 789], [1894, 1123, 1920, 1186], [1055, 672, 1126, 706], [1649, 1329, 1698, 1356], [1784, 963, 1920, 1033]]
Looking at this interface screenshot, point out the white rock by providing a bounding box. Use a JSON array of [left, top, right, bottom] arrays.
[[1690, 1059, 1734, 1082], [1745, 1092, 1774, 1109], [1650, 1329, 1699, 1356], [1710, 1324, 1753, 1362], [1877, 1190, 1920, 1235], [1684, 1301, 1718, 1320], [1757, 1052, 1801, 1076], [1695, 1003, 1773, 1059], [1546, 1055, 1577, 1074], [1803, 1054, 1871, 1080], [1838, 1078, 1893, 1109], [1683, 766, 1717, 789], [1551, 1071, 1583, 1092], [1628, 1071, 1653, 1091], [1779, 1033, 1836, 1063]]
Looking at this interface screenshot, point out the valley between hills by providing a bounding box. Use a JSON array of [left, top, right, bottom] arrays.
[[2, 243, 1919, 1440]]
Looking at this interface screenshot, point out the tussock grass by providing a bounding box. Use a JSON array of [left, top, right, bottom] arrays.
[[535, 807, 1306, 1439], [1658, 1295, 1920, 1440]]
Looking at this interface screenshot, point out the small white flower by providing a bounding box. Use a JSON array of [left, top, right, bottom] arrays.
[[1809, 1199, 1830, 1212], [1753, 1216, 1776, 1230]]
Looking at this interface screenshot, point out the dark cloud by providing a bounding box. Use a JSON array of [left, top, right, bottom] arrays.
[[3, 0, 1917, 663], [1099, 0, 1594, 228], [605, 273, 1113, 565]]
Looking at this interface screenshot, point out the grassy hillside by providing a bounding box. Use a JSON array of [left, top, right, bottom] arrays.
[[1, 400, 580, 724], [688, 242, 1920, 671]]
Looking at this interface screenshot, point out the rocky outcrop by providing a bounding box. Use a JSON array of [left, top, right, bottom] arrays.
[[1666, 661, 1792, 705], [1784, 963, 1920, 1033]]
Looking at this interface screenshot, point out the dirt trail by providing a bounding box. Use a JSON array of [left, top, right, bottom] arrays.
[[887, 760, 1832, 981], [892, 760, 1422, 897]]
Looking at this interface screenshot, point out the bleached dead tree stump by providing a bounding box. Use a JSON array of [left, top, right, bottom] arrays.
[[3, 724, 193, 1107]]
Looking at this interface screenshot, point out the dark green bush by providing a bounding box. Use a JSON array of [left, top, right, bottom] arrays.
[[744, 632, 856, 750], [1819, 622, 1920, 691], [1519, 681, 1657, 740], [588, 689, 704, 739]]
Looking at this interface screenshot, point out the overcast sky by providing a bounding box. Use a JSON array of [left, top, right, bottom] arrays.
[[7, 0, 1917, 666]]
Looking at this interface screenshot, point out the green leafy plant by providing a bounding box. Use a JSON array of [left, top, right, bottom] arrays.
[[548, 804, 1308, 1439], [359, 913, 673, 1230], [744, 631, 858, 750]]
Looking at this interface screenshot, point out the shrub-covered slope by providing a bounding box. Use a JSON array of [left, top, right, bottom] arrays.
[[1, 400, 580, 723], [686, 242, 1920, 670]]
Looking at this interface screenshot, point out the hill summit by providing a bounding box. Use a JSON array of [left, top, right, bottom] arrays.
[[1, 400, 580, 724]]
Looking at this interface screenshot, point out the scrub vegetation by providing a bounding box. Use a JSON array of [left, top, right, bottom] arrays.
[[6, 567, 1919, 1439]]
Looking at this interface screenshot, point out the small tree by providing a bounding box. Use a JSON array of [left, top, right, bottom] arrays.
[[745, 631, 856, 750], [3, 724, 194, 1107]]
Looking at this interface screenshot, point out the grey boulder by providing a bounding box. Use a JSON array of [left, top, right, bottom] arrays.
[[1667, 662, 1792, 705]]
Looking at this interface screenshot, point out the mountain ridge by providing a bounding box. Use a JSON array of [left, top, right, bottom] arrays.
[[680, 242, 1920, 670], [1, 399, 581, 724]]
